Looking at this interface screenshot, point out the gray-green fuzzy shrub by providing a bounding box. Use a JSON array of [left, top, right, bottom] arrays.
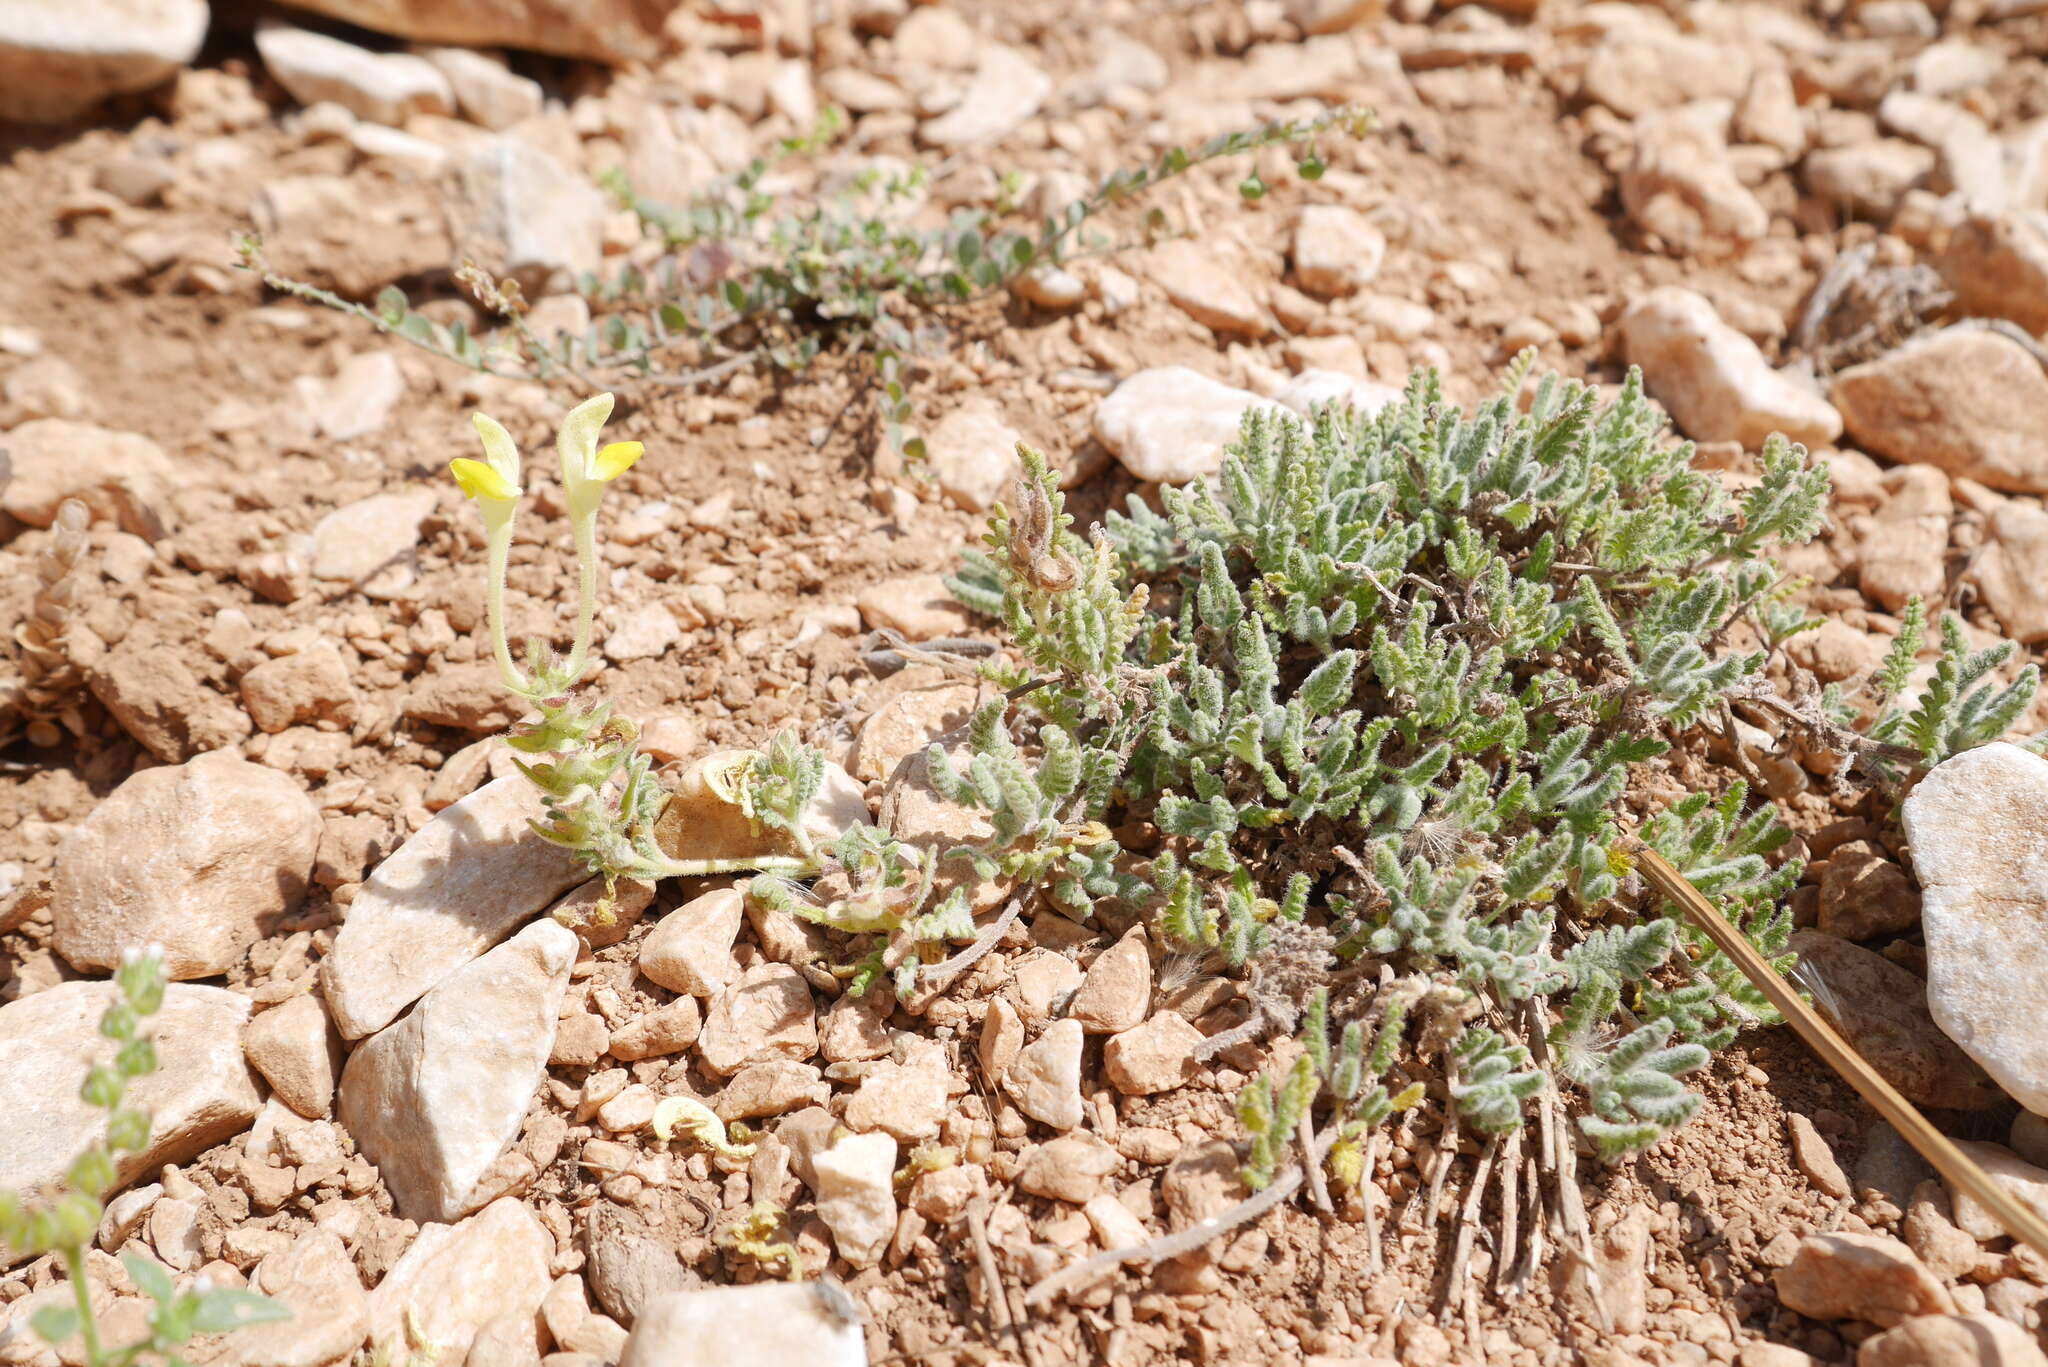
[[945, 360, 1839, 1165], [760, 355, 2034, 1184]]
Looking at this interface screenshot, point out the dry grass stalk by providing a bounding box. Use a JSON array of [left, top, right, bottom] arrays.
[[1634, 845, 2048, 1260]]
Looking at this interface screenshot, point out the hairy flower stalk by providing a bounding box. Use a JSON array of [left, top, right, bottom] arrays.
[[452, 411, 531, 696]]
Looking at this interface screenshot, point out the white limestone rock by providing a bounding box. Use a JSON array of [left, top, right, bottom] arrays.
[[364, 1197, 551, 1360], [339, 919, 576, 1220], [923, 396, 1021, 512], [638, 886, 744, 998], [811, 1130, 897, 1267], [1004, 1017, 1085, 1130], [422, 47, 542, 131], [1275, 369, 1403, 419], [920, 44, 1050, 148], [443, 136, 608, 294], [1290, 205, 1387, 296], [321, 774, 587, 1040], [1619, 287, 1842, 449], [619, 1283, 866, 1367], [254, 23, 454, 126], [0, 983, 260, 1208], [0, 0, 207, 123], [1094, 367, 1282, 485], [1901, 743, 2048, 1117], [51, 749, 321, 980], [309, 489, 438, 597]]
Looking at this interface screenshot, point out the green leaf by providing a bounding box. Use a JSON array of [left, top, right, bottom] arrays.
[[124, 1251, 177, 1303], [30, 1304, 79, 1343], [188, 1288, 292, 1335]]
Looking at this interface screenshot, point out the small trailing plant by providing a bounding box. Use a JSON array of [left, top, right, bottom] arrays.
[[241, 107, 1368, 459], [444, 394, 833, 931], [0, 949, 287, 1365]]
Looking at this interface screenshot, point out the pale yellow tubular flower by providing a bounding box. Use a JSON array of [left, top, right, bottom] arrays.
[[552, 392, 642, 683], [456, 411, 531, 696], [556, 391, 636, 521], [455, 412, 525, 525]]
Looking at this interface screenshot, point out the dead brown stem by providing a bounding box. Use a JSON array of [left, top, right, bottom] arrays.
[[1440, 1133, 1498, 1314], [1023, 1141, 1325, 1309]]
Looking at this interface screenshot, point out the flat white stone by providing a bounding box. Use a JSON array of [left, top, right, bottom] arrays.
[[1275, 369, 1403, 419], [321, 775, 587, 1040], [365, 1197, 551, 1360], [0, 0, 206, 123], [1901, 742, 2048, 1116], [309, 489, 438, 590], [254, 23, 454, 126], [52, 749, 321, 980], [812, 1130, 897, 1267], [620, 1283, 865, 1367], [340, 919, 575, 1221], [1093, 367, 1283, 485], [1620, 286, 1842, 450]]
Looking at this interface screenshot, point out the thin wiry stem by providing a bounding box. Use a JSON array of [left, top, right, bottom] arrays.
[[483, 517, 531, 696], [563, 511, 600, 687], [1023, 1134, 1328, 1308], [62, 1246, 104, 1367]]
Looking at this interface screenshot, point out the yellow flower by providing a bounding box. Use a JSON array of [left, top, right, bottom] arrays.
[[557, 392, 642, 519], [596, 441, 644, 480], [451, 412, 524, 523], [449, 457, 518, 501]]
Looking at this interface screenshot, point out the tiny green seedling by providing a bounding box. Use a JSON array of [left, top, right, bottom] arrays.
[[0, 949, 288, 1366]]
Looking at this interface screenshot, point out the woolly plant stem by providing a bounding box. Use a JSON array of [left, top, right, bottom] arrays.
[[483, 516, 531, 697], [563, 510, 600, 687]]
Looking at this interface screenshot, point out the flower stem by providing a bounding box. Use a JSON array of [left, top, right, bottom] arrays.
[[62, 1245, 104, 1367], [484, 516, 531, 697], [629, 848, 816, 881], [563, 511, 599, 687]]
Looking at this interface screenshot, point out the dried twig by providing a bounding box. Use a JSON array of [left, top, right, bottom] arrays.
[[1525, 998, 1609, 1333], [966, 1201, 1038, 1367], [1299, 1110, 1333, 1216], [1635, 845, 2048, 1260], [1717, 700, 1764, 789], [1440, 1134, 1498, 1313], [1191, 1008, 1268, 1063], [1362, 1130, 1385, 1275], [1023, 1145, 1322, 1308], [1494, 1122, 1523, 1294], [1513, 1147, 1544, 1293], [904, 889, 1030, 1014]]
